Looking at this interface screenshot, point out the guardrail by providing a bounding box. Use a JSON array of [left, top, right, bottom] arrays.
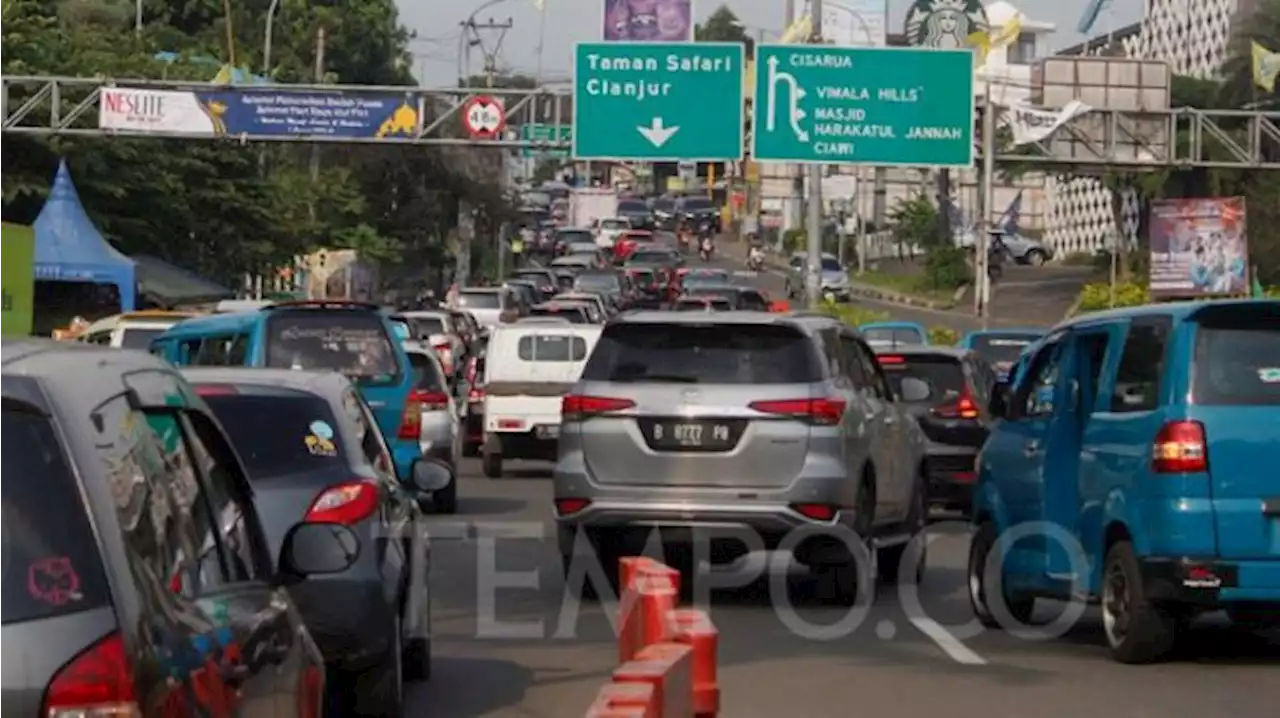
[[585, 557, 720, 718]]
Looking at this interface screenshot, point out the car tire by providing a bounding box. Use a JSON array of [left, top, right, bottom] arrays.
[[1102, 540, 1181, 664], [432, 476, 458, 514], [359, 614, 405, 717], [482, 450, 502, 479], [879, 477, 927, 585], [561, 543, 621, 601], [462, 441, 480, 458], [968, 520, 1035, 629], [1024, 249, 1047, 266]]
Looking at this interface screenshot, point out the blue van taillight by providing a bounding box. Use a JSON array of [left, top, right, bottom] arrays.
[[1152, 420, 1208, 473]]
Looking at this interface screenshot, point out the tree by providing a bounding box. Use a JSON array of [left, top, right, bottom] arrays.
[[1216, 0, 1280, 109], [695, 5, 749, 44]]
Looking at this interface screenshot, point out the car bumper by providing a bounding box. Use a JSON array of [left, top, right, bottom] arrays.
[[820, 287, 852, 301], [923, 447, 978, 510], [488, 428, 560, 460], [1139, 557, 1280, 605]]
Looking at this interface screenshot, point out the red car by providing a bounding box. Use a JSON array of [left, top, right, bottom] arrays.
[[612, 230, 654, 263]]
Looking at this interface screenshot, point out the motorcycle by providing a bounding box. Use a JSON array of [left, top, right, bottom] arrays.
[[699, 237, 714, 262], [747, 249, 765, 272]]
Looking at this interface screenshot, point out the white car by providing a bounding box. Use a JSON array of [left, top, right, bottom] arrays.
[[594, 217, 631, 249]]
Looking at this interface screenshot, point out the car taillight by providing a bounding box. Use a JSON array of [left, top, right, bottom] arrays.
[[468, 387, 486, 403], [398, 394, 423, 439], [791, 503, 837, 521], [934, 391, 980, 420], [878, 355, 905, 365], [411, 389, 451, 411], [748, 397, 847, 426], [195, 383, 239, 396], [1152, 420, 1208, 473], [555, 497, 591, 516], [305, 481, 379, 524], [561, 394, 636, 421], [43, 631, 140, 718]]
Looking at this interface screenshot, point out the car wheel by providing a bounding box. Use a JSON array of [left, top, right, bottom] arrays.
[[561, 540, 621, 601], [432, 476, 458, 514], [1102, 540, 1181, 664], [482, 450, 502, 479], [462, 441, 480, 458], [879, 477, 927, 585], [1024, 249, 1047, 266], [358, 613, 404, 717], [968, 521, 1035, 629]]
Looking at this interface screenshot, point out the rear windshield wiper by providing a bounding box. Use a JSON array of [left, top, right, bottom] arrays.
[[609, 373, 700, 384]]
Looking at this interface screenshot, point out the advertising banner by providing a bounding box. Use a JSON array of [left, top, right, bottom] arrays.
[[1006, 100, 1091, 146], [792, 0, 888, 47], [603, 0, 693, 42], [99, 87, 420, 139], [1, 223, 35, 336], [1149, 197, 1249, 298]]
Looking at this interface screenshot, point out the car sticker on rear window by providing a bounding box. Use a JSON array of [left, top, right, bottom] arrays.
[[28, 557, 82, 606], [305, 434, 338, 457], [1258, 368, 1280, 383], [309, 420, 335, 440]]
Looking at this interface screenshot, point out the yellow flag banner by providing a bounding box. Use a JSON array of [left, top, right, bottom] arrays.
[[780, 14, 812, 44], [969, 14, 1022, 67], [1252, 41, 1280, 93]]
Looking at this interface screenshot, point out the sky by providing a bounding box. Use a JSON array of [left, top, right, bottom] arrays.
[[400, 0, 1145, 86]]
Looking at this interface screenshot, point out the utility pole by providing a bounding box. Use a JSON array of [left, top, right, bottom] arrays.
[[976, 77, 996, 326], [804, 0, 825, 309], [460, 14, 514, 281], [310, 26, 326, 183]]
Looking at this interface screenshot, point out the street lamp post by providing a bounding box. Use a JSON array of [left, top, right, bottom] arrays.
[[263, 0, 281, 75]]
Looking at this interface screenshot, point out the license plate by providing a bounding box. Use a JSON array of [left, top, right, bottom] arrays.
[[536, 424, 560, 439], [639, 419, 743, 452]]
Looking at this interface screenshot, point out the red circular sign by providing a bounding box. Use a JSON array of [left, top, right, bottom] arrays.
[[461, 95, 506, 138]]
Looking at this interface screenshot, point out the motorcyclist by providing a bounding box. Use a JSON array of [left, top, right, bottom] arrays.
[[699, 234, 714, 261], [747, 243, 765, 270]]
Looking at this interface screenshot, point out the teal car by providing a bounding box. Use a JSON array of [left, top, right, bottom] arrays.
[[151, 300, 425, 483], [959, 329, 1044, 381], [858, 321, 929, 347]]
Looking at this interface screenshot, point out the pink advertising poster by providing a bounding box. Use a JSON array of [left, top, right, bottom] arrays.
[[603, 0, 694, 42]]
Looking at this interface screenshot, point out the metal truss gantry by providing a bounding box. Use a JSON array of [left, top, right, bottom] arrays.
[[0, 76, 575, 150], [4, 76, 1280, 170]]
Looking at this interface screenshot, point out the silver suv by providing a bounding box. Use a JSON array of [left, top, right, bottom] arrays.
[[553, 311, 928, 602]]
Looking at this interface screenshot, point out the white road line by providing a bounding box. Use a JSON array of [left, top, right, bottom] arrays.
[[909, 617, 989, 665]]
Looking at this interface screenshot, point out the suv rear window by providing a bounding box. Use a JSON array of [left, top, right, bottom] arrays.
[[1192, 314, 1280, 406], [406, 316, 445, 338], [265, 311, 399, 383], [457, 292, 502, 309], [878, 354, 966, 403], [584, 323, 820, 384], [201, 393, 346, 477], [2, 404, 110, 624], [862, 327, 925, 346], [407, 352, 447, 392], [518, 335, 588, 361], [530, 306, 590, 323], [120, 327, 164, 350], [971, 333, 1039, 364]]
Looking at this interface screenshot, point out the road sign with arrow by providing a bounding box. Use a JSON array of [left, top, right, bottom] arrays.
[[572, 41, 744, 162]]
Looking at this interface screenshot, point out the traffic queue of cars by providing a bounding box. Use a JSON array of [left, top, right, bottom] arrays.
[[4, 297, 476, 716]]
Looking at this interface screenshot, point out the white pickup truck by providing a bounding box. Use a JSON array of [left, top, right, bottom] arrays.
[[480, 322, 603, 478]]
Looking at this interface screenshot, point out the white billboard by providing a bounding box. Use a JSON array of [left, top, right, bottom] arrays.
[[793, 0, 888, 48]]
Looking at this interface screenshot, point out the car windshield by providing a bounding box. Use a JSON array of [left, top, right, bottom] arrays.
[[406, 316, 446, 338], [119, 327, 165, 350], [862, 327, 926, 346], [575, 274, 620, 292], [457, 292, 502, 309], [618, 201, 646, 213], [682, 276, 731, 289], [675, 299, 731, 311], [556, 275, 577, 290], [629, 251, 673, 264], [877, 355, 966, 404], [1192, 312, 1280, 405], [583, 323, 820, 384], [821, 258, 843, 272], [531, 306, 590, 323], [201, 393, 347, 477], [558, 230, 593, 243], [970, 333, 1041, 364], [265, 311, 400, 382], [653, 199, 675, 212], [684, 286, 739, 300], [2, 404, 111, 624], [601, 219, 628, 230], [681, 198, 713, 211], [407, 351, 448, 392], [513, 271, 553, 285]]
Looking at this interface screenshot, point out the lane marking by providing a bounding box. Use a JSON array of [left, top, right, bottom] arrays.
[[910, 617, 989, 665]]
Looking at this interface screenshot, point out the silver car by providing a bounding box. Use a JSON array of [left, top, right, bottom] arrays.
[[553, 312, 928, 602], [403, 341, 462, 512], [785, 252, 851, 302]]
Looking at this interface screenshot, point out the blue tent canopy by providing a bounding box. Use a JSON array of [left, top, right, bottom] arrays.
[[33, 161, 137, 311]]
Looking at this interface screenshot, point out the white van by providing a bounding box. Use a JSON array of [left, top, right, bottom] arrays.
[[480, 322, 602, 478], [75, 311, 198, 350]]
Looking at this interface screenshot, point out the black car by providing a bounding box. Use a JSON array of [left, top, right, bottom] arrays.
[[1, 340, 344, 718], [873, 346, 998, 516], [650, 196, 679, 230], [676, 196, 721, 233], [508, 268, 559, 301], [183, 368, 448, 713], [679, 285, 770, 311], [623, 266, 667, 308], [617, 197, 652, 230]]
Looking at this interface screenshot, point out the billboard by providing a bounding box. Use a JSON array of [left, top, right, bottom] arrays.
[[903, 0, 988, 48], [792, 0, 888, 47], [99, 87, 419, 139], [603, 0, 693, 42], [1148, 197, 1249, 298], [1, 223, 35, 336]]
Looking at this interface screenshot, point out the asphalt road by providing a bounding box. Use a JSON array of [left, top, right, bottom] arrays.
[[408, 462, 1277, 718], [405, 251, 1276, 716]]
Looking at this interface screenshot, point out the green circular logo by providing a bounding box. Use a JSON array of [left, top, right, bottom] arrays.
[[903, 0, 989, 48]]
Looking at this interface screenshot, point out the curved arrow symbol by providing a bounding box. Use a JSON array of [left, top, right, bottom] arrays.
[[637, 117, 679, 147]]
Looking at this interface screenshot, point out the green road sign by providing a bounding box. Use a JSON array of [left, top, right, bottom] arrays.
[[573, 42, 744, 162], [521, 123, 571, 158], [751, 45, 974, 167]]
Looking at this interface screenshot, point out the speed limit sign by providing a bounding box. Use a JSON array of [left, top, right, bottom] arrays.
[[462, 95, 506, 139]]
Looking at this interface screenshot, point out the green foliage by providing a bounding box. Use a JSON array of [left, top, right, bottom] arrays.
[[1, 0, 507, 287], [695, 5, 750, 44], [1076, 281, 1150, 313], [816, 299, 888, 326], [781, 228, 806, 255], [922, 245, 971, 291], [928, 326, 959, 346], [887, 196, 939, 250]]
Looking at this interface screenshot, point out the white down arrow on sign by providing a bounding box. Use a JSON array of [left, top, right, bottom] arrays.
[[636, 117, 679, 147]]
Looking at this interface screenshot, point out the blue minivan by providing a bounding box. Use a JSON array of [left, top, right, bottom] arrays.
[[958, 329, 1044, 381], [969, 299, 1279, 663], [152, 301, 425, 482]]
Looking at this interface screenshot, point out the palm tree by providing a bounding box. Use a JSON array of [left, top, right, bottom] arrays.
[[1217, 0, 1280, 108]]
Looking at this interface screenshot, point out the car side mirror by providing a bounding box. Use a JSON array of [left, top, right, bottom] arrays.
[[412, 458, 454, 493], [278, 522, 360, 581]]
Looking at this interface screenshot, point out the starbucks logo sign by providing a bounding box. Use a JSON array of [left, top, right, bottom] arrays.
[[903, 0, 989, 49]]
